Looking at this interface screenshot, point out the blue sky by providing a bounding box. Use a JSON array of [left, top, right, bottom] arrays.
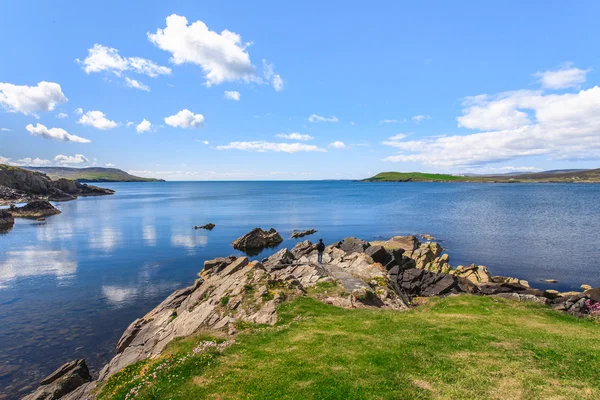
[[1, 0, 600, 180]]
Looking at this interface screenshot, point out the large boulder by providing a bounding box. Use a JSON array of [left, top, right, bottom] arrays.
[[232, 228, 283, 251], [584, 287, 600, 302], [370, 235, 419, 253], [201, 256, 237, 278], [9, 200, 61, 218], [262, 248, 295, 271], [411, 242, 443, 269], [23, 359, 91, 400], [365, 245, 392, 265], [491, 276, 530, 288], [0, 209, 14, 228], [394, 268, 463, 297], [291, 240, 316, 259], [336, 237, 370, 254], [451, 264, 491, 284]]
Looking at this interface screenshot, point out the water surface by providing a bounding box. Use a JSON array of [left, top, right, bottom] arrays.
[[1, 181, 599, 397]]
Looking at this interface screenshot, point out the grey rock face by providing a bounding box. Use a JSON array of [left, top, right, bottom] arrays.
[[23, 359, 91, 400], [337, 237, 370, 254], [262, 248, 295, 271], [0, 209, 14, 228]]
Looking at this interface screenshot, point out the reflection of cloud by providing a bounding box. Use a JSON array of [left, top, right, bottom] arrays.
[[171, 234, 208, 254], [37, 221, 73, 241], [0, 249, 77, 289], [101, 285, 139, 307], [89, 227, 121, 251], [143, 225, 156, 246]]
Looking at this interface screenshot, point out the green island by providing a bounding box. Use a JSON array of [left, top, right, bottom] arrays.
[[22, 167, 164, 182], [98, 294, 600, 400], [363, 169, 600, 183]]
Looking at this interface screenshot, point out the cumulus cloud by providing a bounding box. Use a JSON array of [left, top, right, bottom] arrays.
[[0, 155, 51, 166], [136, 119, 152, 133], [276, 133, 313, 141], [224, 90, 240, 101], [263, 60, 284, 91], [412, 114, 431, 122], [308, 114, 339, 123], [534, 63, 590, 89], [0, 81, 67, 117], [148, 14, 256, 86], [78, 44, 171, 77], [216, 141, 326, 153], [125, 77, 150, 92], [329, 141, 347, 149], [26, 123, 91, 143], [383, 84, 600, 168], [164, 109, 205, 128], [56, 112, 68, 119], [77, 110, 118, 130], [54, 154, 89, 165]]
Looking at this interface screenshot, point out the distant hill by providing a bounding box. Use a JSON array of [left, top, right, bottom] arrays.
[[364, 169, 600, 183], [23, 167, 165, 182]]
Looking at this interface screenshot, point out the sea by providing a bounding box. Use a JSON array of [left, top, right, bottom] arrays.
[[1, 181, 599, 397]]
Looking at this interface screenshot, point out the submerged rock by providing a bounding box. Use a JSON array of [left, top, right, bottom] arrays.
[[232, 228, 283, 251], [23, 359, 91, 400], [9, 200, 61, 218], [291, 229, 317, 239]]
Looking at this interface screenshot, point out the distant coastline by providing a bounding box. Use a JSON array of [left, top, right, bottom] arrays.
[[362, 170, 600, 183]]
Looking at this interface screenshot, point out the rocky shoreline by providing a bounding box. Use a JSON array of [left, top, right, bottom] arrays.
[[23, 232, 599, 400]]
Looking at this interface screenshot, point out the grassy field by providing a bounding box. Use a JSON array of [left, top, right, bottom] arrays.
[[363, 172, 475, 182], [97, 294, 600, 400]]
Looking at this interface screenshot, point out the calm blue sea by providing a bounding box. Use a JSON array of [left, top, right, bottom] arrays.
[[1, 181, 599, 396]]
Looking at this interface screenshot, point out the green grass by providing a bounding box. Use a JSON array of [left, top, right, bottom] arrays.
[[98, 295, 600, 400], [364, 172, 475, 182]]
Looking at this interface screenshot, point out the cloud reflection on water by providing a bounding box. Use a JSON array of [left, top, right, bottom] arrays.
[[0, 248, 77, 289]]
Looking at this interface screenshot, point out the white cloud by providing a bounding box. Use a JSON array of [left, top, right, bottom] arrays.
[[383, 84, 600, 168], [276, 133, 313, 141], [164, 109, 205, 128], [534, 63, 590, 89], [125, 77, 150, 92], [1, 128, 11, 132], [308, 114, 339, 123], [26, 123, 91, 143], [202, 140, 209, 145], [105, 163, 115, 167], [216, 141, 326, 153], [77, 110, 118, 130], [224, 90, 240, 101], [78, 44, 171, 78], [75, 107, 83, 115], [136, 118, 152, 133], [56, 112, 68, 119], [329, 141, 347, 149], [412, 114, 431, 122], [16, 157, 51, 166], [126, 121, 134, 127], [54, 154, 89, 165], [0, 81, 67, 117], [380, 119, 398, 124], [387, 133, 408, 141], [148, 14, 256, 86], [263, 60, 283, 91]]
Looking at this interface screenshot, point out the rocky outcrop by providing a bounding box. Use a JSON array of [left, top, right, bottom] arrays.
[[23, 359, 91, 400], [232, 228, 283, 251], [8, 201, 61, 218], [0, 209, 14, 228], [0, 165, 114, 205], [335, 237, 370, 254], [194, 223, 216, 230], [291, 229, 317, 239], [389, 267, 478, 297], [451, 264, 491, 284]]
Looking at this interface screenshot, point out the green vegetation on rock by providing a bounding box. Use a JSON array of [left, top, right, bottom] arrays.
[[364, 172, 471, 182], [364, 169, 600, 183], [97, 295, 600, 399]]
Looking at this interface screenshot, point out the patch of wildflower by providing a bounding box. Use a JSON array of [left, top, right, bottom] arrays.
[[123, 339, 235, 399], [585, 300, 600, 322]]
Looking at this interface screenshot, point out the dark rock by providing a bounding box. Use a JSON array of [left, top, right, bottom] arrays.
[[291, 229, 317, 239], [232, 228, 283, 251], [263, 248, 295, 271], [337, 237, 370, 254], [0, 209, 14, 228], [23, 359, 91, 400], [394, 268, 463, 297], [194, 223, 216, 230], [584, 288, 600, 302], [48, 187, 77, 201], [365, 245, 391, 265], [9, 200, 61, 218], [477, 282, 528, 295]]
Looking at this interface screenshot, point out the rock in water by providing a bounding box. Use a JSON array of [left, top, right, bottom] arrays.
[[0, 209, 14, 228], [194, 223, 216, 230], [23, 359, 91, 400], [232, 228, 283, 251], [8, 200, 61, 218], [291, 229, 317, 239]]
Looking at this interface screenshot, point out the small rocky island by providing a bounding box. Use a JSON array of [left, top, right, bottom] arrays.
[[25, 233, 599, 400]]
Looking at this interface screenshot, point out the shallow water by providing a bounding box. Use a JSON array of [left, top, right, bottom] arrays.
[[1, 181, 599, 397]]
